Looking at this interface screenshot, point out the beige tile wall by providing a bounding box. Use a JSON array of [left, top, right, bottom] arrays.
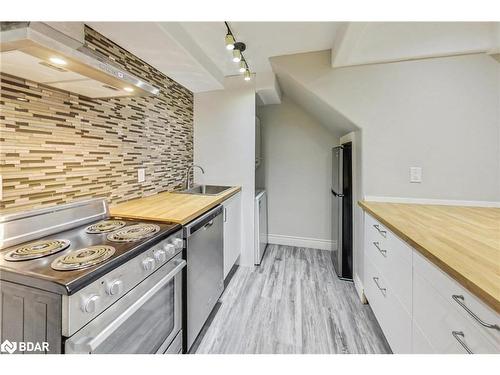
[[0, 26, 194, 214]]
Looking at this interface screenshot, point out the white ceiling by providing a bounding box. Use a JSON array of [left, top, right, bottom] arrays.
[[180, 22, 341, 75]]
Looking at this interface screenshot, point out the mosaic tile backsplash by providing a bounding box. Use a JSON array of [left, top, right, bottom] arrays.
[[0, 26, 194, 214]]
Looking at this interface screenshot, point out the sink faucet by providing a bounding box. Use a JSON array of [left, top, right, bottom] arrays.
[[185, 164, 205, 189]]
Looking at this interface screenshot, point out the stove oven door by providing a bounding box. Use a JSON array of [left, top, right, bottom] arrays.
[[65, 254, 185, 354]]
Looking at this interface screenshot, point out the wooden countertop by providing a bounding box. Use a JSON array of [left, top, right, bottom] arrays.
[[358, 201, 500, 313], [110, 186, 241, 225]]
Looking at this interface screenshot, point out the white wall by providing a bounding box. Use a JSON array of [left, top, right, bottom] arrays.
[[193, 77, 256, 266], [273, 51, 500, 202], [257, 96, 339, 250]]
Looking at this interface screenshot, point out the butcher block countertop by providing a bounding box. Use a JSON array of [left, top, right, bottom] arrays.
[[110, 186, 241, 225], [359, 201, 500, 313]]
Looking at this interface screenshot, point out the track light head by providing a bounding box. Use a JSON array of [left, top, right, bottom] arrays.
[[232, 49, 242, 63], [225, 34, 235, 50], [239, 61, 247, 73], [244, 69, 251, 81]]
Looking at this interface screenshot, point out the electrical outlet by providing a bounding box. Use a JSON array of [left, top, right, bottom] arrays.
[[409, 167, 422, 183], [137, 168, 146, 183]]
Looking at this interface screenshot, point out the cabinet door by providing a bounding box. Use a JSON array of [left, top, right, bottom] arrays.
[[223, 192, 242, 279], [0, 280, 62, 353]]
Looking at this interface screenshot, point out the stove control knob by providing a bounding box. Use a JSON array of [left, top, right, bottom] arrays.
[[163, 243, 176, 256], [142, 257, 156, 271], [82, 294, 100, 314], [106, 279, 124, 296], [173, 238, 184, 250], [154, 249, 167, 263]]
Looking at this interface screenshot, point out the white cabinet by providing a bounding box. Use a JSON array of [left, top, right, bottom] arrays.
[[223, 192, 241, 279], [364, 212, 500, 354], [364, 214, 412, 353], [413, 265, 498, 353], [412, 250, 499, 354], [364, 213, 412, 314]]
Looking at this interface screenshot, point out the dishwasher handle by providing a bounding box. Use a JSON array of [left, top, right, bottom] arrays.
[[185, 205, 223, 236]]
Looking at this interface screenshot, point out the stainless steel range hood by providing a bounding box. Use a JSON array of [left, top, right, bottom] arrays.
[[0, 22, 160, 98]]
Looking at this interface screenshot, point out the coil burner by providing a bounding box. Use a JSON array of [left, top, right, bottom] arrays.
[[3, 239, 71, 261], [85, 220, 126, 234], [106, 224, 160, 243], [51, 245, 116, 271]]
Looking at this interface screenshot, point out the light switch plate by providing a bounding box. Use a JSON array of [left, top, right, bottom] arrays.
[[137, 168, 146, 183], [409, 167, 422, 183]]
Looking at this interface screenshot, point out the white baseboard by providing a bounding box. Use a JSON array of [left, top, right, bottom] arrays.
[[353, 273, 367, 304], [268, 234, 334, 251], [364, 196, 500, 208]]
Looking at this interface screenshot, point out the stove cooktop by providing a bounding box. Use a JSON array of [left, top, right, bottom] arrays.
[[0, 217, 181, 295]]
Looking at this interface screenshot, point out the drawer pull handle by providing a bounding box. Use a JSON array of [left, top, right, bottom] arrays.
[[373, 224, 387, 238], [452, 295, 500, 331], [452, 331, 473, 354], [372, 277, 387, 296], [372, 242, 387, 257]]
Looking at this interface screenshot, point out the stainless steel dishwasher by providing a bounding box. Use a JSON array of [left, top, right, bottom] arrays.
[[184, 205, 224, 350]]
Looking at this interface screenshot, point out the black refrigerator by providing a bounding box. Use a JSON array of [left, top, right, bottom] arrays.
[[331, 143, 353, 280]]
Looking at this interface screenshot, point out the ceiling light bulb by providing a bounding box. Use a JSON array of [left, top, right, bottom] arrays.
[[232, 49, 241, 63], [225, 34, 235, 50], [124, 87, 134, 92], [49, 57, 67, 65], [244, 70, 251, 81], [239, 61, 246, 73]]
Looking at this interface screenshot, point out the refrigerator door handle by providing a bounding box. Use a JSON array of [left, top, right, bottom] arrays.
[[331, 188, 344, 198]]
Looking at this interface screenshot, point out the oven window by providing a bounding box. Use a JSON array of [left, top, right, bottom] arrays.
[[93, 280, 175, 354]]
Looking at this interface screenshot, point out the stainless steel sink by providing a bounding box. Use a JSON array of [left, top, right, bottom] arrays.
[[176, 185, 232, 196]]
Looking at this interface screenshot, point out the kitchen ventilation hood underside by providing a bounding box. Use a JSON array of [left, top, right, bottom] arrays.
[[0, 22, 160, 98]]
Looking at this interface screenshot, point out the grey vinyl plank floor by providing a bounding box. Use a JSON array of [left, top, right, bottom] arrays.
[[194, 244, 391, 354]]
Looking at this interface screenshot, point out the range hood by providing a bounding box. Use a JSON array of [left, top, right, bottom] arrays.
[[0, 22, 159, 98]]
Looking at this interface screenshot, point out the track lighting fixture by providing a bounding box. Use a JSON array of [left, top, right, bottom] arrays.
[[224, 21, 253, 81]]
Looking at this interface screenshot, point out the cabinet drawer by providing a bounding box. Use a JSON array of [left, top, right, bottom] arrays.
[[413, 251, 500, 348], [413, 270, 498, 353], [365, 257, 411, 353], [365, 213, 389, 246]]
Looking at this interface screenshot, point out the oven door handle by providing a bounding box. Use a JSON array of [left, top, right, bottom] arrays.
[[68, 259, 186, 353]]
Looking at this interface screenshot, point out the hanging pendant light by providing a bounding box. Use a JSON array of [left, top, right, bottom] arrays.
[[244, 69, 251, 81], [232, 49, 242, 63], [225, 34, 235, 50]]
